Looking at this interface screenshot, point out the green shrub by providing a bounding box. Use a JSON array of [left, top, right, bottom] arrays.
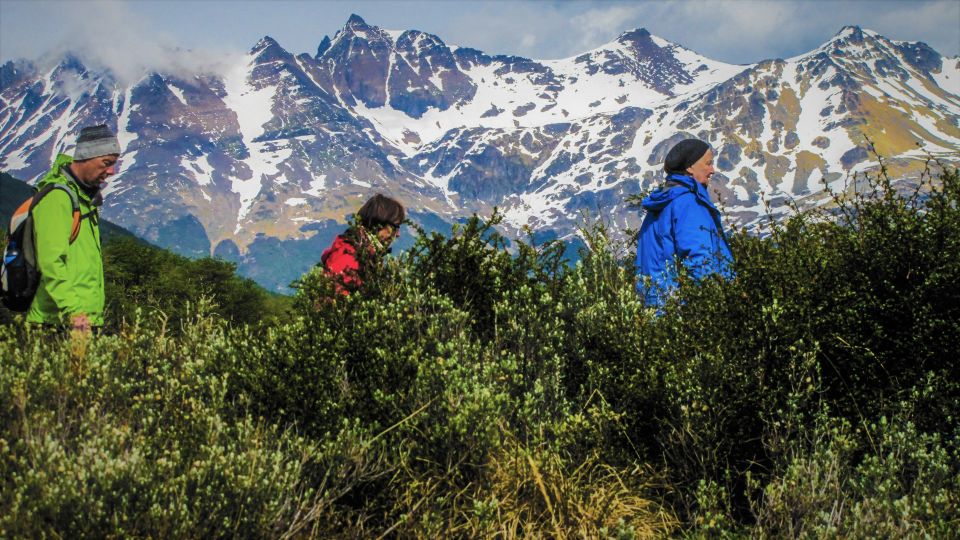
[[0, 305, 342, 537], [751, 406, 959, 538], [2, 162, 956, 536]]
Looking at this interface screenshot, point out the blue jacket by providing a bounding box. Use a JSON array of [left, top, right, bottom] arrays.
[[635, 173, 733, 308]]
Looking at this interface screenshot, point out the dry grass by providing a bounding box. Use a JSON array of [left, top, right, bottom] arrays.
[[478, 445, 676, 539]]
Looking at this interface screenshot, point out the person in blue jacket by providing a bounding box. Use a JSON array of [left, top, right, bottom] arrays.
[[635, 138, 733, 309]]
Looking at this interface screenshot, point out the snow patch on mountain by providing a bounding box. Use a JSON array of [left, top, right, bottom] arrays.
[[303, 174, 327, 197], [222, 57, 279, 223], [931, 57, 960, 95], [167, 81, 187, 106], [182, 154, 215, 186]]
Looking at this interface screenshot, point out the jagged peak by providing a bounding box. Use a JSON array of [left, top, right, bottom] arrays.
[[836, 25, 864, 39], [333, 14, 386, 40], [3, 58, 34, 71], [316, 35, 331, 58], [794, 25, 891, 61], [824, 25, 886, 48], [249, 35, 295, 65], [346, 13, 367, 27], [395, 29, 447, 51], [834, 25, 881, 39], [0, 59, 36, 91], [251, 36, 281, 53], [58, 52, 86, 69], [326, 13, 393, 53], [46, 53, 89, 81], [618, 27, 652, 42]]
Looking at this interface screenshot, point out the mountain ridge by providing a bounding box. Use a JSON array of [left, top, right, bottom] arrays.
[[1, 19, 958, 291]]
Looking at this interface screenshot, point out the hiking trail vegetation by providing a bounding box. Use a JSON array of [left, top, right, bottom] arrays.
[[2, 162, 958, 537]]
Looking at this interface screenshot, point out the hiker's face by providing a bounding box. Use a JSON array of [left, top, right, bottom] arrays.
[[376, 222, 401, 246], [74, 155, 119, 186], [687, 149, 715, 185]]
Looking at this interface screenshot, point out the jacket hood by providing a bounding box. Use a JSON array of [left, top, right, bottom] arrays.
[[39, 153, 104, 206], [321, 235, 355, 266], [36, 154, 75, 189], [641, 174, 698, 212]]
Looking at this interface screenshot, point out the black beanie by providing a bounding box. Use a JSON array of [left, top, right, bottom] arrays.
[[663, 138, 711, 175]]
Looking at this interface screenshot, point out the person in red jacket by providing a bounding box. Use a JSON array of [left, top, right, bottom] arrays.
[[320, 194, 405, 295]]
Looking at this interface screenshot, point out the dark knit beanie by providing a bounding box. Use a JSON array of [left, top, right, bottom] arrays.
[[663, 138, 711, 175], [74, 125, 120, 161]]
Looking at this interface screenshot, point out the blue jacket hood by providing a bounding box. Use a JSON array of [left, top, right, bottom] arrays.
[[642, 174, 701, 213]]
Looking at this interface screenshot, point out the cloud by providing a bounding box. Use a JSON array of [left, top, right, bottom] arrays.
[[520, 33, 538, 50], [4, 0, 957, 82], [568, 5, 647, 53], [855, 0, 960, 55], [444, 0, 958, 64], [30, 0, 236, 86]]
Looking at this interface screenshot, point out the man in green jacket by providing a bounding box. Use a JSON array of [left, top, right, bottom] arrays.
[[27, 125, 120, 333]]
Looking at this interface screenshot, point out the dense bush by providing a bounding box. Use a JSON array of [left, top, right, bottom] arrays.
[[0, 304, 338, 537], [2, 164, 958, 537]]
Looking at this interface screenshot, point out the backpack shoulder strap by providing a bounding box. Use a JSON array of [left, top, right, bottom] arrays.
[[32, 184, 83, 244]]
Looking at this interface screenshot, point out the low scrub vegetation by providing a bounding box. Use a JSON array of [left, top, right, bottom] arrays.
[[2, 163, 958, 537]]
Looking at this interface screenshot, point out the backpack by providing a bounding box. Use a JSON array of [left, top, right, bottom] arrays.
[[1, 184, 85, 312]]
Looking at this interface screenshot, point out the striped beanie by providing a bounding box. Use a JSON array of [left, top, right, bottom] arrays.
[[73, 125, 120, 161]]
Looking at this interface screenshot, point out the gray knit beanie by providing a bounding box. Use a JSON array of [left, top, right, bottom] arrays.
[[73, 125, 120, 161]]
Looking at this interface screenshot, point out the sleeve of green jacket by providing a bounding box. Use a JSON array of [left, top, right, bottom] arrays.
[[32, 190, 81, 319]]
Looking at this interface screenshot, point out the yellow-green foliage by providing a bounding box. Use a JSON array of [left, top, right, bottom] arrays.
[[0, 307, 333, 537]]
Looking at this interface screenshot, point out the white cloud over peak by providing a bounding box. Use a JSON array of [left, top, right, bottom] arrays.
[[8, 0, 236, 86]]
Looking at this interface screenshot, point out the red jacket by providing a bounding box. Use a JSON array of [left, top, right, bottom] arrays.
[[321, 234, 361, 295]]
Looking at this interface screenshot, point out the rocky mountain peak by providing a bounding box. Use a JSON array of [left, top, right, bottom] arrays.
[[334, 13, 392, 46], [316, 35, 332, 58], [0, 59, 35, 92], [346, 13, 368, 28], [250, 35, 294, 65], [251, 36, 280, 54], [818, 25, 889, 56], [800, 25, 944, 85], [395, 29, 447, 53], [617, 27, 652, 45], [56, 53, 87, 74], [576, 26, 692, 94], [836, 25, 867, 42]]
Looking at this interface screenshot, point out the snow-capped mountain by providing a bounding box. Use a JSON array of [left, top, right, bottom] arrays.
[[1, 16, 958, 291]]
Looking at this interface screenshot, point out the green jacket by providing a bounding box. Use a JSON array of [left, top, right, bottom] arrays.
[[26, 154, 105, 326]]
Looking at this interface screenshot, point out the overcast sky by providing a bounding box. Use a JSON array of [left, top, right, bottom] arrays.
[[2, 0, 958, 81]]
